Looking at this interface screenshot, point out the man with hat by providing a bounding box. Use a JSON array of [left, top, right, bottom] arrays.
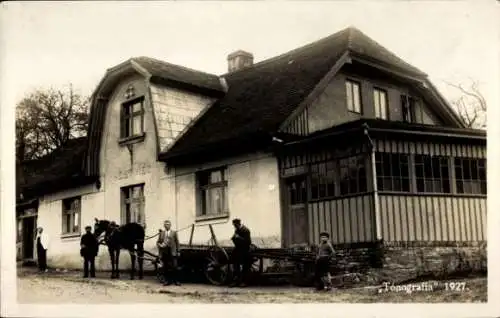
[[230, 218, 252, 287], [315, 231, 335, 291], [80, 225, 99, 278]]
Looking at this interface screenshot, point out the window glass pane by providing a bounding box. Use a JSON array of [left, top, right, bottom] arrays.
[[132, 115, 142, 135], [208, 187, 224, 215], [132, 101, 142, 113], [380, 91, 387, 119], [73, 211, 79, 232], [132, 186, 143, 199], [201, 190, 208, 216], [223, 187, 229, 212], [123, 104, 131, 116], [130, 201, 140, 223], [346, 82, 353, 111], [66, 213, 71, 233], [480, 182, 487, 194], [374, 91, 380, 118], [125, 204, 131, 223], [210, 170, 223, 183], [353, 83, 361, 112]]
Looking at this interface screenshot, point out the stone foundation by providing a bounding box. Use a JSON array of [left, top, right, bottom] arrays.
[[374, 241, 487, 283]]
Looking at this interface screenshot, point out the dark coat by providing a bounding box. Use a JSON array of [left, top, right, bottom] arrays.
[[231, 225, 252, 249], [80, 232, 99, 257]]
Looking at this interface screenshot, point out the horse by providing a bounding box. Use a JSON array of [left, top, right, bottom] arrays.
[[93, 218, 145, 280]]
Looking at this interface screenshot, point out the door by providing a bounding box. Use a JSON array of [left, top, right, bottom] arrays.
[[284, 176, 309, 246], [22, 216, 36, 259]]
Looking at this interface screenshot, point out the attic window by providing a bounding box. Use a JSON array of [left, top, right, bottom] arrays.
[[121, 96, 145, 139], [373, 88, 389, 120], [400, 94, 415, 123], [346, 80, 362, 114]]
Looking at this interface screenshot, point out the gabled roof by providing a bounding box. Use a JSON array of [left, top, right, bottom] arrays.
[[17, 137, 92, 201], [160, 26, 431, 160]]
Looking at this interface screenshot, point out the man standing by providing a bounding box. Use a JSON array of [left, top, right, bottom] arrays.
[[80, 225, 99, 278], [36, 227, 49, 273], [314, 231, 335, 291], [156, 220, 181, 286], [230, 218, 252, 287]]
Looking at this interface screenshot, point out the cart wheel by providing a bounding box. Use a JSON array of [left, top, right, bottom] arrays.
[[204, 246, 231, 286]]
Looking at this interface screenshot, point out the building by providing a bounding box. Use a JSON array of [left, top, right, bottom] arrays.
[[16, 27, 487, 270]]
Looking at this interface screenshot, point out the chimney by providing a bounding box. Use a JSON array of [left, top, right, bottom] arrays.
[[227, 50, 253, 72]]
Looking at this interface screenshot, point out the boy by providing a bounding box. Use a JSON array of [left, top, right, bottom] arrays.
[[315, 231, 335, 291]]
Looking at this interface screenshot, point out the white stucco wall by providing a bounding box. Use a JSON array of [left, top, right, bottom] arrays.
[[33, 75, 283, 271], [36, 184, 105, 269], [167, 152, 282, 248]]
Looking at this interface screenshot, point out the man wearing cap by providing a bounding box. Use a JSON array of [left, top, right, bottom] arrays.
[[35, 227, 50, 273], [80, 225, 99, 278], [315, 231, 335, 291], [230, 218, 252, 287]]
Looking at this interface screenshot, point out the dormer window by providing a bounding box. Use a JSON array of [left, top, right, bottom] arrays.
[[121, 96, 145, 139]]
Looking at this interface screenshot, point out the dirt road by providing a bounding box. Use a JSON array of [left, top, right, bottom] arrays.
[[17, 269, 487, 303]]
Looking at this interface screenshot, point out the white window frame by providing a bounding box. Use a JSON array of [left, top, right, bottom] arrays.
[[121, 184, 145, 225], [346, 80, 362, 113], [373, 88, 389, 120], [62, 196, 81, 236]]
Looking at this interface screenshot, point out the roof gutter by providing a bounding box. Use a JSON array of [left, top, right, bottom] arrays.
[[368, 127, 486, 141]]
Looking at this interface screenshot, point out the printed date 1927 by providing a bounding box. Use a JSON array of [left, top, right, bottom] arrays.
[[444, 282, 467, 292]]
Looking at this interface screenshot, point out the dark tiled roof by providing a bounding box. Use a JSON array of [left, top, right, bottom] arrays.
[[132, 56, 224, 93], [161, 26, 428, 159], [17, 137, 90, 200]]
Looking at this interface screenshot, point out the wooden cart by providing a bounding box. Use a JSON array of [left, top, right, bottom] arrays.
[[175, 223, 321, 286]]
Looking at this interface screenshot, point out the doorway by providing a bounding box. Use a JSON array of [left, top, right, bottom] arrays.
[[283, 176, 309, 246], [22, 216, 36, 259]]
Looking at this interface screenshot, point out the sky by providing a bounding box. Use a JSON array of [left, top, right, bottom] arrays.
[[1, 1, 498, 109]]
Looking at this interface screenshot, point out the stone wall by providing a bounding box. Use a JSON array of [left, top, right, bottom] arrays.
[[379, 241, 487, 283]]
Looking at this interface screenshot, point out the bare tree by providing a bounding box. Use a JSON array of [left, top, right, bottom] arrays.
[[15, 84, 90, 161], [446, 79, 487, 129]]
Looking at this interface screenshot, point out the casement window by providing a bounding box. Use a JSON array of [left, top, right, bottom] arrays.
[[121, 96, 145, 139], [62, 197, 81, 235], [121, 184, 145, 225], [338, 155, 367, 195], [414, 155, 451, 193], [346, 80, 362, 113], [454, 158, 487, 195], [400, 94, 415, 123], [373, 88, 389, 120], [375, 153, 410, 192], [197, 168, 229, 218], [310, 161, 337, 200]]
